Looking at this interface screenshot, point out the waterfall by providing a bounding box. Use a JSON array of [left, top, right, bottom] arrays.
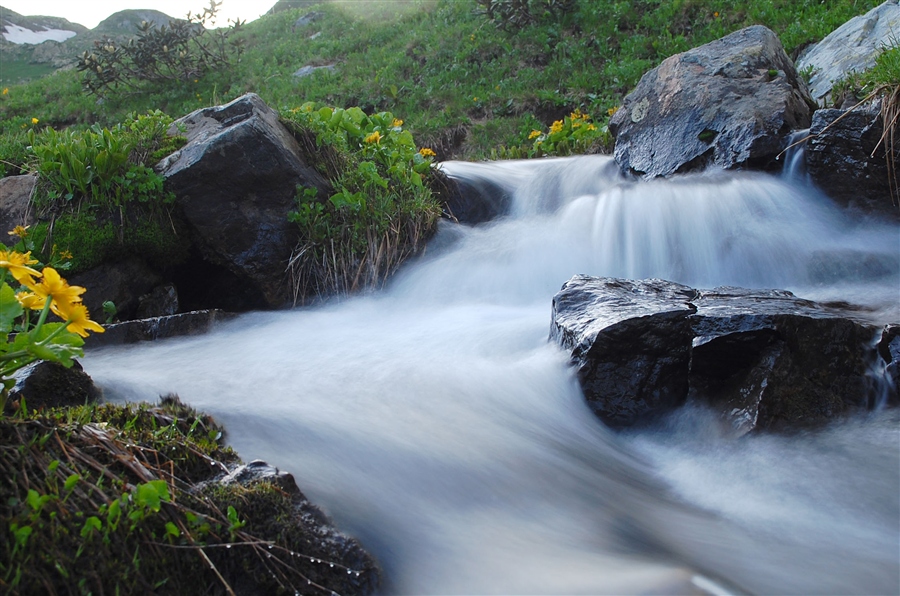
[[84, 157, 900, 594]]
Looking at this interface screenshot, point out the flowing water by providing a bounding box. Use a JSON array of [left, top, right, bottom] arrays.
[[84, 156, 900, 594]]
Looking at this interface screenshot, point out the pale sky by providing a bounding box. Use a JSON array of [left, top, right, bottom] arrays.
[[1, 1, 271, 29]]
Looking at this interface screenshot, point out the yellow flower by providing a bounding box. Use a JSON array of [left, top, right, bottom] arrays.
[[1, 88, 8, 95], [364, 131, 382, 144], [32, 267, 85, 312], [470, 34, 475, 41], [418, 147, 436, 158], [0, 250, 41, 286], [607, 106, 619, 117], [549, 120, 564, 134], [59, 250, 73, 260], [16, 291, 45, 311], [587, 124, 597, 131], [53, 301, 104, 338], [31, 118, 39, 125], [473, 97, 478, 102], [713, 11, 719, 18], [528, 130, 542, 139], [392, 118, 403, 127], [8, 225, 29, 239]]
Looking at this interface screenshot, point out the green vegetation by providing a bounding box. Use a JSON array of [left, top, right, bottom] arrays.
[[283, 104, 441, 301], [19, 110, 188, 274], [0, 0, 882, 160], [0, 396, 371, 594]]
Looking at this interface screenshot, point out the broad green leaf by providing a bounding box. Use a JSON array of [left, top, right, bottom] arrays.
[[0, 283, 23, 333]]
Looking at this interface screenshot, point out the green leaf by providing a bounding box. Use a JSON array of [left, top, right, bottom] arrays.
[[165, 521, 180, 538], [0, 283, 23, 333], [64, 474, 81, 492], [80, 516, 102, 538]]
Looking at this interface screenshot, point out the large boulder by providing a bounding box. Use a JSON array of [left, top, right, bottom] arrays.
[[608, 26, 813, 178], [551, 275, 895, 433], [69, 256, 164, 322], [9, 360, 100, 412], [805, 99, 899, 219], [157, 93, 331, 308], [797, 1, 900, 105]]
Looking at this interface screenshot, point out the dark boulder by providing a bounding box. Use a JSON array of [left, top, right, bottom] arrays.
[[609, 25, 813, 179], [157, 93, 331, 308], [551, 275, 895, 433], [806, 100, 899, 220], [9, 360, 100, 411], [550, 277, 697, 427]]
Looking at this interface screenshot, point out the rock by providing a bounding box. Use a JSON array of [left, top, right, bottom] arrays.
[[806, 99, 899, 219], [69, 256, 163, 322], [84, 309, 235, 348], [215, 459, 380, 595], [609, 26, 813, 178], [550, 277, 697, 427], [157, 93, 331, 308], [292, 63, 336, 78], [436, 167, 512, 225], [293, 11, 323, 28], [879, 325, 900, 402], [9, 360, 100, 411], [136, 283, 179, 319], [797, 1, 900, 105], [551, 275, 895, 433], [0, 174, 37, 235]]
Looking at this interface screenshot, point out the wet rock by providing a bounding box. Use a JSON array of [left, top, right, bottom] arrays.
[[797, 1, 900, 105], [157, 93, 331, 308], [551, 276, 895, 433], [85, 309, 235, 348], [550, 276, 697, 427], [0, 174, 37, 234], [437, 168, 512, 225], [609, 26, 813, 178], [879, 325, 900, 400], [215, 459, 380, 595], [806, 99, 899, 219], [9, 360, 100, 411]]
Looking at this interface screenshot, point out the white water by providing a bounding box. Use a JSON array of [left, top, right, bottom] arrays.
[[84, 157, 900, 594]]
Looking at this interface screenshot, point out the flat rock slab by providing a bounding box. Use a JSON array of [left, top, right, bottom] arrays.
[[551, 275, 896, 433], [609, 25, 812, 179], [85, 309, 236, 348]]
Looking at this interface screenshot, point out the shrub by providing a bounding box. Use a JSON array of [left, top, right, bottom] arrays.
[[475, 0, 577, 30], [282, 104, 441, 302], [76, 1, 245, 97]]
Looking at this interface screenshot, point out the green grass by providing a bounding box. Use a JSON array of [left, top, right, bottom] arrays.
[[0, 0, 884, 159]]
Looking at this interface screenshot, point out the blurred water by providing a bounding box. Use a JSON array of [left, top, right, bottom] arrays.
[[84, 157, 900, 594]]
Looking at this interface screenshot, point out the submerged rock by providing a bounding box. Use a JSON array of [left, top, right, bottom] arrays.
[[609, 25, 813, 178], [551, 275, 895, 434]]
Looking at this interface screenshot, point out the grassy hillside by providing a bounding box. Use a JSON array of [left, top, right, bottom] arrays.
[[0, 0, 883, 160]]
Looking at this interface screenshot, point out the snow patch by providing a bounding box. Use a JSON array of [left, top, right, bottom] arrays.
[[2, 23, 77, 44]]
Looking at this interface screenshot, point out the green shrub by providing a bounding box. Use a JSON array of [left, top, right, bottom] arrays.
[[77, 1, 245, 97], [281, 104, 441, 301]]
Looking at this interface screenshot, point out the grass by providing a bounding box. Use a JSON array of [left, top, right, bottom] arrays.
[[0, 0, 883, 160]]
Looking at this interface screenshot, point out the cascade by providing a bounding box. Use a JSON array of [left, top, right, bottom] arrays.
[[84, 157, 900, 594]]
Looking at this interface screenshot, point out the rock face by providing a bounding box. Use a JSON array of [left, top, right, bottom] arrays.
[[797, 1, 900, 105], [551, 275, 895, 433], [85, 309, 235, 348], [0, 174, 36, 235], [806, 100, 899, 218], [69, 256, 163, 322], [609, 26, 813, 179], [157, 93, 331, 308]]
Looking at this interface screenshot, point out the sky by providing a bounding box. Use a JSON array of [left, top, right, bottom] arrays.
[[1, 1, 271, 29]]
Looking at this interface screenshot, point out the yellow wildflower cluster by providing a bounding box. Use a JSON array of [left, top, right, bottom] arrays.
[[418, 147, 436, 158], [0, 249, 103, 338], [549, 120, 564, 134], [364, 131, 382, 144], [528, 130, 542, 139], [1, 88, 8, 96], [31, 118, 39, 125], [391, 118, 404, 128]]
